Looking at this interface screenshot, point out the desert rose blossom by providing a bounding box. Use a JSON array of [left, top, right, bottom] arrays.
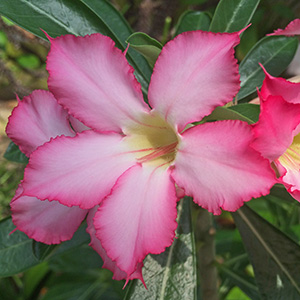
[[252, 68, 300, 202], [8, 29, 275, 284], [6, 90, 89, 244]]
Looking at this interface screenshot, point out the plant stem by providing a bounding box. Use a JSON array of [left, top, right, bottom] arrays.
[[196, 208, 219, 300]]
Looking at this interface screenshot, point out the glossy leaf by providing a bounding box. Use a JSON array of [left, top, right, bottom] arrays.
[[228, 103, 260, 123], [0, 0, 151, 92], [209, 0, 260, 33], [203, 103, 259, 124], [126, 32, 162, 68], [124, 198, 197, 300], [0, 217, 39, 277], [0, 219, 90, 277], [237, 36, 298, 100], [175, 10, 211, 35], [232, 205, 300, 299], [4, 141, 28, 164]]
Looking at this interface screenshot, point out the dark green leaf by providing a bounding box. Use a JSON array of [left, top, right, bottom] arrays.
[[203, 104, 258, 124], [228, 103, 260, 123], [49, 244, 102, 273], [32, 241, 56, 261], [232, 205, 300, 299], [238, 36, 298, 101], [49, 223, 90, 258], [124, 198, 197, 300], [0, 218, 39, 277], [4, 141, 28, 164], [209, 0, 260, 33], [175, 11, 211, 35], [218, 264, 260, 300], [0, 0, 151, 92], [126, 32, 162, 68], [0, 220, 90, 277]]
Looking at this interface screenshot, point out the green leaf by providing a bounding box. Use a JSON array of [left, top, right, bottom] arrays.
[[218, 264, 260, 300], [209, 0, 260, 33], [0, 219, 90, 277], [126, 33, 162, 68], [4, 142, 28, 164], [175, 11, 211, 35], [232, 205, 300, 299], [0, 218, 39, 277], [32, 241, 56, 261], [228, 103, 260, 123], [0, 0, 151, 93], [238, 36, 298, 101], [124, 198, 197, 300], [203, 103, 259, 124]]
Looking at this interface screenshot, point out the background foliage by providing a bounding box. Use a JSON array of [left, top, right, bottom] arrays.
[[0, 0, 300, 299]]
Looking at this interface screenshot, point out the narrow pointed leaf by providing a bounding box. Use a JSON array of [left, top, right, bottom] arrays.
[[0, 0, 151, 92], [218, 264, 260, 300], [175, 11, 211, 35], [209, 0, 260, 33], [126, 32, 162, 68], [124, 198, 197, 300], [203, 103, 259, 124], [237, 36, 298, 100], [232, 205, 300, 299]]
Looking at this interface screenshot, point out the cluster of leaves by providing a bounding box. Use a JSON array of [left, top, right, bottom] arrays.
[[0, 0, 300, 299]]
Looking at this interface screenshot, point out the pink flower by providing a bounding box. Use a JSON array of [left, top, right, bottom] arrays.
[[268, 19, 300, 36], [252, 68, 300, 202], [7, 30, 275, 284]]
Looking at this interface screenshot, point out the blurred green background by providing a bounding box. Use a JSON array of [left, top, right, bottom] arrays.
[[0, 0, 300, 299]]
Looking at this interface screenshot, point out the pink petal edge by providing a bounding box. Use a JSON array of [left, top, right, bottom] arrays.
[[172, 120, 276, 214], [94, 164, 178, 278], [11, 185, 88, 244], [148, 30, 241, 131], [6, 90, 74, 156]]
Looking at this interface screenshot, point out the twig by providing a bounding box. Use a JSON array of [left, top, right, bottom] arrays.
[[196, 208, 219, 300]]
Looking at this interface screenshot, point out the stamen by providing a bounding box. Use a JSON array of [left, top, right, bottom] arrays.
[[137, 142, 177, 164]]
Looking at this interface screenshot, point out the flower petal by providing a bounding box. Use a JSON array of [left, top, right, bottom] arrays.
[[260, 67, 300, 104], [148, 30, 241, 131], [22, 130, 136, 209], [6, 90, 74, 156], [86, 207, 145, 285], [172, 120, 276, 215], [11, 185, 87, 244], [69, 115, 90, 133], [46, 33, 149, 132], [268, 19, 300, 36], [94, 164, 178, 277], [251, 95, 300, 161]]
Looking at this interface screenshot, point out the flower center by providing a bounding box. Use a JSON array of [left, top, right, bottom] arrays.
[[124, 112, 179, 168], [278, 133, 300, 171]]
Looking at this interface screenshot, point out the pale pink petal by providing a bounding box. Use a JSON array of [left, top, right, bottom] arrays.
[[148, 30, 240, 131], [172, 120, 276, 215], [267, 19, 300, 36], [251, 95, 300, 161], [6, 90, 74, 156], [11, 185, 87, 244], [69, 115, 90, 133], [94, 164, 178, 277], [22, 130, 136, 209], [46, 33, 150, 132], [86, 207, 145, 285], [275, 161, 300, 202], [260, 67, 300, 104]]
